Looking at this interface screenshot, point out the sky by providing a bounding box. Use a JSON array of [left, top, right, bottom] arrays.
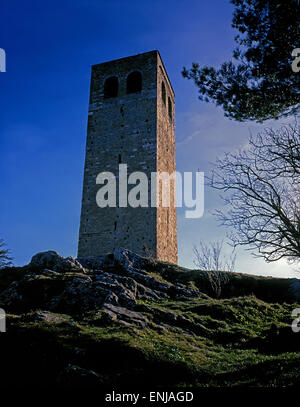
[[0, 0, 298, 278]]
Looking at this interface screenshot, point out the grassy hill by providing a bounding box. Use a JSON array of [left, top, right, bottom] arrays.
[[0, 248, 299, 387]]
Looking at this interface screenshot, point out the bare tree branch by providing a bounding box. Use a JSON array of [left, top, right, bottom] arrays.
[[209, 122, 300, 264], [193, 240, 236, 272]]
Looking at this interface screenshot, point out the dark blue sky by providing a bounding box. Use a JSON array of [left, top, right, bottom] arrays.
[[0, 0, 295, 277]]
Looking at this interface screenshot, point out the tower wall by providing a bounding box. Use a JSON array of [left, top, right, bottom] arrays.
[[78, 51, 177, 263], [156, 54, 177, 263]]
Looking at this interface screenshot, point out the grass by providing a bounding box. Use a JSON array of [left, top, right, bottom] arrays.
[[1, 260, 300, 387], [145, 260, 297, 302], [1, 293, 300, 387]]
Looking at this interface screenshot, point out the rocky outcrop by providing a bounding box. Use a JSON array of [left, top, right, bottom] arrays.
[[0, 248, 300, 388], [0, 249, 202, 334], [30, 251, 85, 273], [0, 248, 299, 332], [57, 364, 104, 386]]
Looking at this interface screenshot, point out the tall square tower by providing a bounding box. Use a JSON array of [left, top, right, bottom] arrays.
[[78, 51, 177, 263]]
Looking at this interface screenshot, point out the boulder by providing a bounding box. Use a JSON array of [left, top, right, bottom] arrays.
[[101, 303, 149, 328], [77, 254, 114, 270], [30, 251, 85, 273], [57, 364, 102, 386], [21, 310, 70, 324]]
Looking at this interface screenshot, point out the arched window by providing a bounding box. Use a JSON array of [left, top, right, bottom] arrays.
[[161, 81, 166, 105], [126, 71, 142, 94], [104, 76, 118, 98], [168, 97, 172, 120]]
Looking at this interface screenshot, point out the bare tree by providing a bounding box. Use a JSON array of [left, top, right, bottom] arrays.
[[193, 240, 236, 272], [0, 239, 13, 269], [209, 122, 300, 264]]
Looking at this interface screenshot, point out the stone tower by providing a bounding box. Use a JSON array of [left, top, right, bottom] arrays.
[[78, 51, 177, 263]]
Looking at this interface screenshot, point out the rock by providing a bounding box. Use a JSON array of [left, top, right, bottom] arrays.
[[22, 310, 69, 324], [38, 269, 61, 278], [57, 364, 102, 386], [48, 275, 114, 313], [155, 325, 167, 334], [113, 248, 147, 271], [3, 247, 300, 388], [0, 249, 204, 334], [0, 272, 67, 311], [0, 281, 23, 307], [30, 251, 85, 273], [101, 309, 118, 324], [113, 248, 200, 300], [151, 308, 207, 335], [101, 303, 149, 328], [77, 254, 114, 270]]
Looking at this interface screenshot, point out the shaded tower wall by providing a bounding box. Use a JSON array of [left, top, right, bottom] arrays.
[[156, 54, 177, 263], [78, 51, 177, 263]]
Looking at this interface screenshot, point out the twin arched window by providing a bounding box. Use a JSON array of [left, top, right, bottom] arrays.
[[103, 71, 142, 99], [104, 74, 172, 120]]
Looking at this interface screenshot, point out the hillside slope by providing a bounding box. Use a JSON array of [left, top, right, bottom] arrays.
[[0, 248, 300, 387]]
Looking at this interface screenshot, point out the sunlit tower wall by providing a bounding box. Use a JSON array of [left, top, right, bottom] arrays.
[[78, 51, 177, 263]]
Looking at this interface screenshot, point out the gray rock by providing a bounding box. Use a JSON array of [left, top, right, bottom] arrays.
[[30, 251, 85, 273], [77, 254, 114, 270], [113, 247, 147, 271], [151, 308, 207, 335], [0, 249, 205, 335], [113, 248, 200, 300], [57, 364, 102, 386], [22, 310, 69, 324], [102, 303, 149, 328]]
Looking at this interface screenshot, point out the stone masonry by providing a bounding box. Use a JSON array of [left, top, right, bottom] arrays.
[[78, 51, 177, 263]]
